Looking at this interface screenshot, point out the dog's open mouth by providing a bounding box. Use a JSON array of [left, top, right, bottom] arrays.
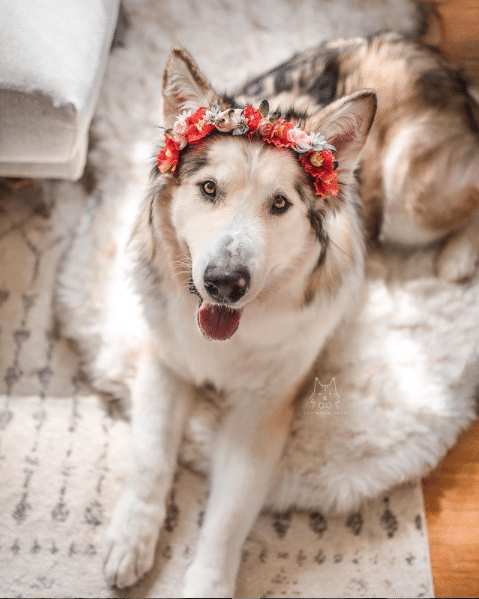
[[189, 276, 243, 340], [197, 301, 242, 341]]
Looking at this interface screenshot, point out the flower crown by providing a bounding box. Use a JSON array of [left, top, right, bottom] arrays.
[[157, 101, 338, 198]]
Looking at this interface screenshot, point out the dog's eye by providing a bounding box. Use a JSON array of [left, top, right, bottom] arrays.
[[200, 180, 217, 200], [271, 195, 291, 215]]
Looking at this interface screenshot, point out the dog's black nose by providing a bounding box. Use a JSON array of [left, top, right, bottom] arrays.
[[203, 266, 250, 303]]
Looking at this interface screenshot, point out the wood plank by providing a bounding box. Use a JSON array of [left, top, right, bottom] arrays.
[[422, 421, 479, 597], [430, 0, 479, 80], [418, 2, 479, 589]]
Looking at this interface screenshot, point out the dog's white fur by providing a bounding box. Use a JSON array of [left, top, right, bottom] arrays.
[[57, 49, 378, 596]]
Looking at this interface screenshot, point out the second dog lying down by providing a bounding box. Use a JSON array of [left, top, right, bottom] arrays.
[[240, 31, 479, 278]]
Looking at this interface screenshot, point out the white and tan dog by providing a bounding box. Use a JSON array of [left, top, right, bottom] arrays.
[[58, 45, 375, 597], [57, 33, 479, 598]]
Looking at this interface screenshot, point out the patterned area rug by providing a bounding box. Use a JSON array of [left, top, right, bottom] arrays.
[[1, 0, 476, 596]]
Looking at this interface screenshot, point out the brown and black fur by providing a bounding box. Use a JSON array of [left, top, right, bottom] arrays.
[[238, 31, 479, 245]]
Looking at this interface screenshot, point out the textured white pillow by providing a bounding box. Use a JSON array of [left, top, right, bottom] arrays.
[[0, 0, 120, 179]]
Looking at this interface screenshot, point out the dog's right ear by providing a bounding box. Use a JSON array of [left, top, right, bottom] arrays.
[[308, 90, 377, 174], [162, 47, 219, 128]]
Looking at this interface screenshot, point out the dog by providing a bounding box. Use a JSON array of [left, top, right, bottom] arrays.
[[240, 30, 479, 280], [56, 31, 479, 598]]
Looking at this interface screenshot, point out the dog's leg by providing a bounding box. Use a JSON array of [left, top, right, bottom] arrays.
[[436, 215, 479, 283], [104, 345, 193, 588], [183, 392, 294, 598]]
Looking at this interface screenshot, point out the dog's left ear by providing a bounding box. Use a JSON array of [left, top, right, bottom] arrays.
[[308, 90, 377, 173], [162, 47, 219, 128]]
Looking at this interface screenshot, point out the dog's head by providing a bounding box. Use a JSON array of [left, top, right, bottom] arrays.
[[145, 47, 376, 341]]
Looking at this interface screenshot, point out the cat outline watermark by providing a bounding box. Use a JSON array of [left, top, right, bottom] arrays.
[[304, 377, 346, 416]]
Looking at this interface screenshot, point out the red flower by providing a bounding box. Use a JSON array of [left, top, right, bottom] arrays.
[[244, 106, 261, 137], [319, 149, 335, 171], [156, 105, 338, 199], [263, 120, 295, 148], [313, 176, 338, 198], [257, 118, 273, 137], [157, 134, 180, 174], [299, 150, 338, 198], [183, 109, 215, 145], [300, 150, 334, 175], [184, 121, 214, 144], [186, 107, 207, 125]]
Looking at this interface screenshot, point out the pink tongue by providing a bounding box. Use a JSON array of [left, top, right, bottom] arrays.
[[198, 302, 242, 341]]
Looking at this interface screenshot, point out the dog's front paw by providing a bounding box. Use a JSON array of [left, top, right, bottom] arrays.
[[183, 563, 235, 598], [103, 491, 163, 588]]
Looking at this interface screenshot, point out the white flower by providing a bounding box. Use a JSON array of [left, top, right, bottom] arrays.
[[204, 103, 222, 124], [176, 110, 191, 124], [215, 109, 246, 133], [287, 127, 312, 153], [309, 132, 336, 152], [232, 113, 248, 136], [173, 119, 187, 149], [215, 116, 236, 132]]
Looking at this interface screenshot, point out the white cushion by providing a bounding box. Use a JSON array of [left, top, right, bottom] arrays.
[[0, 0, 120, 179]]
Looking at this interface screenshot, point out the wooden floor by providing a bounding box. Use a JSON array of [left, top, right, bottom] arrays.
[[423, 423, 479, 597], [419, 2, 479, 597], [430, 0, 479, 80]]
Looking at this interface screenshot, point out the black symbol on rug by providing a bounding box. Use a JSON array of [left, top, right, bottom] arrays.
[[380, 497, 398, 538], [85, 500, 103, 526], [164, 490, 179, 532], [13, 494, 31, 524], [309, 511, 327, 537], [52, 501, 69, 522], [272, 510, 292, 538], [415, 514, 422, 531], [346, 512, 364, 536]]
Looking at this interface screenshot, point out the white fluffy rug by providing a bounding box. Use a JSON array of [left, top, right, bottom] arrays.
[[183, 242, 479, 513], [1, 0, 477, 596]]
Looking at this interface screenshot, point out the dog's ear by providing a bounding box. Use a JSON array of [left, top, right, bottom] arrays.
[[162, 47, 219, 128], [308, 90, 377, 173]]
